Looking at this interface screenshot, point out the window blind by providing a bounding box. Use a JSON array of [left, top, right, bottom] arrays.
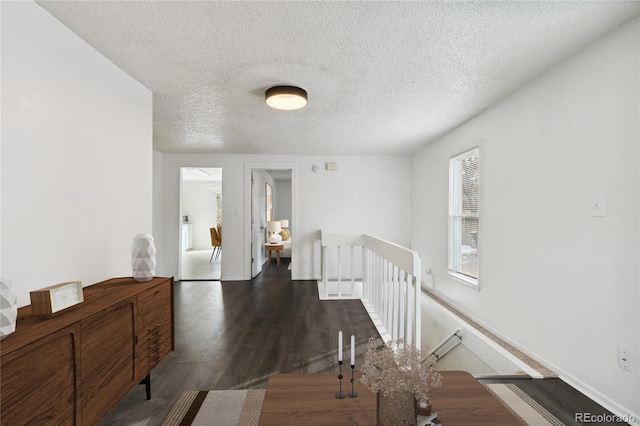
[[449, 148, 479, 282]]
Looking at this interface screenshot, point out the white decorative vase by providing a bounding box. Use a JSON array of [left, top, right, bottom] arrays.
[[0, 277, 18, 340], [132, 234, 156, 282]]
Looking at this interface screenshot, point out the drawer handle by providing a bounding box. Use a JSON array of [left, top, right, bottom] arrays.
[[154, 290, 161, 296]]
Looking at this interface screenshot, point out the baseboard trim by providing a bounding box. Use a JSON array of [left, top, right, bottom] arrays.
[[220, 275, 246, 281]]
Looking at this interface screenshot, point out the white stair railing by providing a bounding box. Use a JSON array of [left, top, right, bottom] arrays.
[[320, 233, 364, 299], [422, 327, 463, 366], [320, 231, 421, 348]]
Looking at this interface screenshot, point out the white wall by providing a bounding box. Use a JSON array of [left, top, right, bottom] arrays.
[[411, 19, 640, 418], [181, 180, 221, 250], [1, 1, 153, 307], [156, 154, 411, 281], [153, 150, 165, 263], [275, 180, 292, 225]]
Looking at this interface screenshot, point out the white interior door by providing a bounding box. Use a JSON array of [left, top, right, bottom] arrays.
[[251, 172, 264, 277]]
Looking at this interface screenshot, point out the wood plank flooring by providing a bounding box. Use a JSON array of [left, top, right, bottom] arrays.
[[100, 259, 379, 425], [100, 259, 628, 425], [181, 249, 221, 280]]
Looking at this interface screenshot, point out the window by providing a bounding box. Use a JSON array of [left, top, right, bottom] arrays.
[[449, 147, 480, 285]]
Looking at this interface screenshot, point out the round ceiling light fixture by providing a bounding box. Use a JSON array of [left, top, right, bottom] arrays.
[[265, 86, 308, 110]]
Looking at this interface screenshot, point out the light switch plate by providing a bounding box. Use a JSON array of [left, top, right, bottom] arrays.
[[618, 347, 632, 372], [590, 195, 605, 217]]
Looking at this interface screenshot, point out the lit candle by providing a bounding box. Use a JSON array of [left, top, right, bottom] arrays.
[[351, 335, 355, 366], [338, 331, 343, 362]]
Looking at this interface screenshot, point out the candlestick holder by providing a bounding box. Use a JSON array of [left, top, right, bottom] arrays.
[[348, 364, 358, 397], [335, 360, 346, 398]]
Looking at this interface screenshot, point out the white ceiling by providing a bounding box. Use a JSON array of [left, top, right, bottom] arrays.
[[182, 167, 222, 181], [37, 1, 640, 156], [266, 169, 292, 182]]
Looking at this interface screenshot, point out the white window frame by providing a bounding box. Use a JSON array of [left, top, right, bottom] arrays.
[[448, 146, 480, 288]]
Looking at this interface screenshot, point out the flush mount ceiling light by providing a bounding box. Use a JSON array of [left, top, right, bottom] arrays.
[[265, 86, 308, 110]]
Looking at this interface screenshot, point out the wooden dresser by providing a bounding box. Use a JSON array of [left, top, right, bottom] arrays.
[[0, 276, 174, 425]]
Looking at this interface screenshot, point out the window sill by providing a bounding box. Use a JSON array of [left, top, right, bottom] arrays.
[[448, 271, 480, 291]]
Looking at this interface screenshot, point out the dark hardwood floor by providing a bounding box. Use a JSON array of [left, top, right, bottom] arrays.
[[100, 259, 379, 425], [100, 259, 629, 425], [478, 377, 627, 426]]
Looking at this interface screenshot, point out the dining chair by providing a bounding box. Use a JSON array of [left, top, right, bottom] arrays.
[[210, 227, 222, 262]]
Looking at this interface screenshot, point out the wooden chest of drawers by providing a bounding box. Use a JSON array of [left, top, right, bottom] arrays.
[[0, 276, 174, 425]]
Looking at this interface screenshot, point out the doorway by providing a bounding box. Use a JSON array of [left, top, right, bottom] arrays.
[[246, 163, 296, 279], [179, 167, 222, 280]]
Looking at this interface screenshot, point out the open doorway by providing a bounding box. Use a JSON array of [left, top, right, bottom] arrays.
[[179, 167, 222, 280], [250, 168, 293, 278]]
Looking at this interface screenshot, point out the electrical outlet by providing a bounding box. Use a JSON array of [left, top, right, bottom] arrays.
[[303, 258, 308, 266], [618, 347, 632, 372]]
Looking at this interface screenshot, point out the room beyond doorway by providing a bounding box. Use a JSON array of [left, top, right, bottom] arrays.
[[250, 168, 293, 278], [179, 167, 222, 280]]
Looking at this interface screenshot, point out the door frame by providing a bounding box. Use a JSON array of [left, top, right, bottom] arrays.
[[244, 161, 297, 280]]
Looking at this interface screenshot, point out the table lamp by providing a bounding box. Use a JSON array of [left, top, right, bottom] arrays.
[[267, 221, 282, 243]]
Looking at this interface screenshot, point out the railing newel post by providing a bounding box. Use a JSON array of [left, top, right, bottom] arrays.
[[337, 245, 342, 298], [351, 245, 355, 296], [322, 244, 327, 298]]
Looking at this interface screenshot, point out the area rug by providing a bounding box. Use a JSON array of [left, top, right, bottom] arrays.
[[161, 389, 265, 426], [163, 385, 563, 426]]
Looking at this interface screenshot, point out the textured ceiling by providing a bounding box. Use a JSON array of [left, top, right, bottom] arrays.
[[36, 1, 640, 155]]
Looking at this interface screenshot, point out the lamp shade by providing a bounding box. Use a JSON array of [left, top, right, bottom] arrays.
[[280, 220, 289, 228], [265, 86, 308, 110], [267, 221, 282, 233]]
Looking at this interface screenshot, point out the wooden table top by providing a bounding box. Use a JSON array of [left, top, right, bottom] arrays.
[[258, 371, 521, 425], [264, 243, 284, 250], [258, 372, 376, 425]]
